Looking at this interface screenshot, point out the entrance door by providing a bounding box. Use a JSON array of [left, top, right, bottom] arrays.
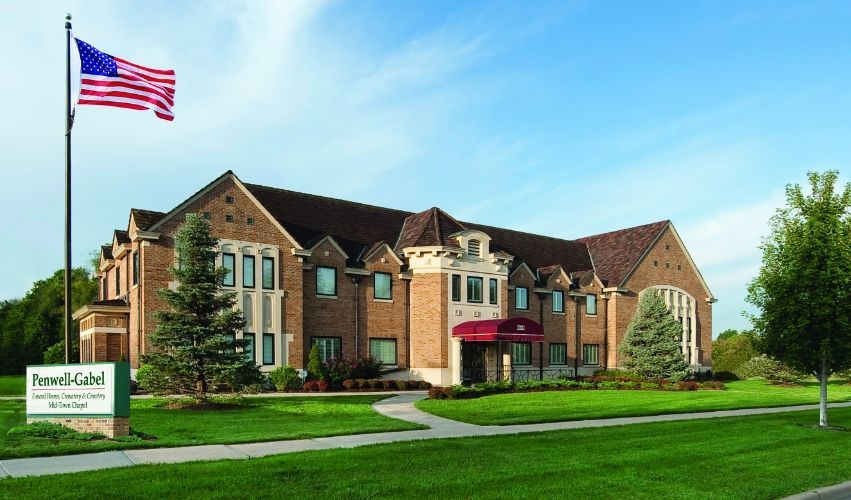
[[461, 342, 486, 384]]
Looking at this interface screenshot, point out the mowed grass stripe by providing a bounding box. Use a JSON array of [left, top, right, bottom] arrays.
[[0, 376, 24, 396], [415, 379, 851, 425], [2, 408, 851, 499]]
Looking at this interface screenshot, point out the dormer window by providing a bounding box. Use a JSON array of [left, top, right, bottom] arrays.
[[468, 239, 481, 257]]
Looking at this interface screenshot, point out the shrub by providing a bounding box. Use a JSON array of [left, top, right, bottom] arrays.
[[417, 380, 432, 390], [381, 379, 397, 390], [713, 371, 739, 381], [268, 365, 301, 391], [135, 364, 168, 392], [700, 381, 726, 390], [303, 380, 319, 392], [396, 380, 409, 390], [735, 355, 806, 384], [7, 421, 106, 441], [307, 345, 326, 381], [678, 381, 699, 391], [317, 379, 329, 392], [712, 332, 758, 374], [323, 357, 353, 388], [593, 369, 643, 382], [428, 387, 452, 399], [342, 379, 356, 390], [351, 356, 383, 379]]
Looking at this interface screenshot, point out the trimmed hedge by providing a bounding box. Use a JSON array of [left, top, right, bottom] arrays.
[[427, 377, 726, 400]]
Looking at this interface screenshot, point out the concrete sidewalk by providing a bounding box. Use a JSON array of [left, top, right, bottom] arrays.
[[2, 397, 850, 480]]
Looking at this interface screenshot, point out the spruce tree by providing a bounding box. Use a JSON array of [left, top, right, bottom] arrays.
[[142, 214, 261, 400], [620, 292, 689, 381]]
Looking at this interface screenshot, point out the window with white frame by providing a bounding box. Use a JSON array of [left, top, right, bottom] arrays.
[[515, 286, 529, 310], [222, 253, 235, 287], [552, 290, 564, 312], [586, 294, 597, 315], [374, 272, 392, 300], [262, 257, 274, 290], [262, 334, 274, 365], [369, 338, 397, 365], [316, 266, 337, 296], [243, 255, 255, 288], [489, 278, 498, 305]]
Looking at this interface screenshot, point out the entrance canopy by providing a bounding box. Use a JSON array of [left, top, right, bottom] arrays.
[[452, 317, 544, 342]]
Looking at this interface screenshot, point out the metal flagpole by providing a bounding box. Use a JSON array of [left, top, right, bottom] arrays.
[[64, 13, 73, 364]]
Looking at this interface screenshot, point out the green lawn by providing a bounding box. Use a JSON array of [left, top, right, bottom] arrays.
[[0, 396, 423, 459], [3, 408, 851, 499], [0, 375, 24, 396], [416, 379, 851, 425]]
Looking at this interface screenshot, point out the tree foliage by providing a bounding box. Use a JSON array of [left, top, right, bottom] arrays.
[[712, 330, 758, 375], [141, 214, 262, 399], [747, 171, 851, 427], [0, 267, 97, 374], [620, 292, 689, 381]]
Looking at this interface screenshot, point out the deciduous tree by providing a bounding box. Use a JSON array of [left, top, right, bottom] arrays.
[[747, 171, 851, 427]]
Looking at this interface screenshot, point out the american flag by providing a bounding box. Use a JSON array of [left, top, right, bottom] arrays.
[[75, 38, 175, 121]]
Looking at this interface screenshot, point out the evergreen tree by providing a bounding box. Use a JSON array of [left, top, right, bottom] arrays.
[[620, 292, 689, 381], [142, 214, 261, 400], [747, 171, 851, 427]]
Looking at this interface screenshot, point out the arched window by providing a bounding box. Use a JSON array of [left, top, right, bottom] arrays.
[[243, 294, 253, 329]]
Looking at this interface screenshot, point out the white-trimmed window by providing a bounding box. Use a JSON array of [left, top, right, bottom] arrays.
[[312, 336, 341, 362], [550, 343, 567, 365], [316, 266, 337, 296], [262, 334, 274, 365], [468, 239, 481, 257], [243, 255, 255, 288], [511, 342, 531, 365], [583, 344, 599, 366], [552, 290, 564, 313], [586, 294, 597, 315], [515, 286, 529, 310], [489, 278, 498, 305], [369, 338, 397, 365], [374, 272, 392, 300], [467, 276, 483, 303], [262, 257, 274, 290]]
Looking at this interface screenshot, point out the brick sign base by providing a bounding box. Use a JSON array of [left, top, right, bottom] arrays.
[[27, 416, 130, 438]]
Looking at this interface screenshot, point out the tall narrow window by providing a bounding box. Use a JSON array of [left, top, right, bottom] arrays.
[[468, 239, 481, 257], [583, 344, 599, 365], [586, 294, 597, 315], [101, 278, 107, 300], [511, 342, 531, 365], [263, 334, 274, 365], [243, 255, 255, 288], [369, 338, 397, 365], [550, 343, 567, 365], [467, 276, 483, 303], [222, 253, 235, 287], [552, 290, 564, 313], [316, 266, 337, 296], [243, 332, 255, 363], [115, 267, 121, 295], [451, 274, 461, 302], [262, 257, 274, 290], [515, 286, 528, 310], [243, 294, 253, 329], [489, 278, 498, 305], [311, 337, 342, 362], [263, 296, 272, 330], [132, 252, 139, 286], [374, 272, 392, 300]]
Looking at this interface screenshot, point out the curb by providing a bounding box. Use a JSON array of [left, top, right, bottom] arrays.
[[784, 480, 851, 500]]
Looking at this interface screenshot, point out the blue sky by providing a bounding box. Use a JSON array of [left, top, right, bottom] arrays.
[[1, 0, 850, 335]]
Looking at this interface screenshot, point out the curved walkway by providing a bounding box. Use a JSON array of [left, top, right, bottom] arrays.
[[2, 396, 850, 480]]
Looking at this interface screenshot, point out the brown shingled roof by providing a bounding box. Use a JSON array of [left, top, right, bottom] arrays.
[[114, 230, 130, 245], [131, 208, 166, 231], [101, 245, 113, 260], [576, 220, 669, 287], [244, 179, 594, 277], [396, 207, 465, 250]]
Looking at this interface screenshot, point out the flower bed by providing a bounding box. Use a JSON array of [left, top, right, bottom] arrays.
[[300, 379, 432, 392], [427, 378, 725, 400]]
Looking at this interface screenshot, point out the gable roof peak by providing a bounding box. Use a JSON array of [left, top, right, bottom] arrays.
[[396, 206, 466, 250]]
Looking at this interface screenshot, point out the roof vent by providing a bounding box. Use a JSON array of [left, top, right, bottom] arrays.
[[468, 239, 481, 257]]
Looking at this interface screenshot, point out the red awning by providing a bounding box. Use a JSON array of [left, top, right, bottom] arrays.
[[452, 317, 544, 342]]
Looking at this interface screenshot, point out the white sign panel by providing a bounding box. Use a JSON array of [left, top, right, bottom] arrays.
[[26, 363, 118, 416]]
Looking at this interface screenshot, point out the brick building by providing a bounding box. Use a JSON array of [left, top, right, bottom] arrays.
[[73, 171, 715, 385]]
